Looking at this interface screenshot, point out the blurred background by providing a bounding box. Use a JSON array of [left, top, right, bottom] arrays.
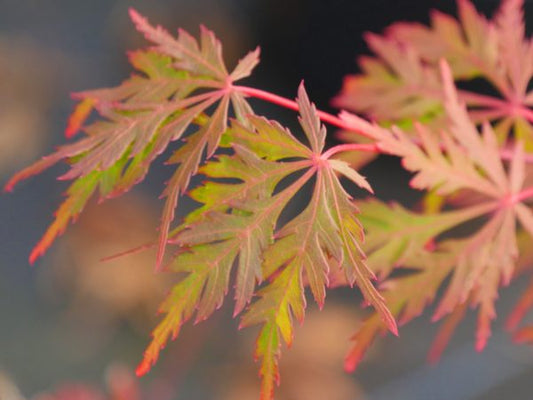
[[1, 0, 533, 399]]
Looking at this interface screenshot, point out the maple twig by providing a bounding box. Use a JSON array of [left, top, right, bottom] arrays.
[[235, 85, 374, 138]]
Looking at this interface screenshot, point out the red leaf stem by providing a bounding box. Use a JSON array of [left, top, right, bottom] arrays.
[[235, 85, 374, 138]]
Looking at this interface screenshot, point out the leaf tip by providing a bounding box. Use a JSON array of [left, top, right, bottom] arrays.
[[388, 319, 399, 337], [135, 358, 152, 377], [29, 247, 42, 265], [128, 7, 142, 24], [3, 178, 15, 193], [475, 337, 487, 352], [4, 165, 42, 192], [363, 180, 374, 195], [65, 98, 95, 139], [233, 302, 245, 318], [343, 350, 362, 373]]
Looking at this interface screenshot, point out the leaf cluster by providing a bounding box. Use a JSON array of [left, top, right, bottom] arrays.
[[6, 1, 533, 399]]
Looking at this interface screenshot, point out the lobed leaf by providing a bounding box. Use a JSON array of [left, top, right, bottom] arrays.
[[138, 85, 395, 400], [335, 0, 533, 147], [6, 10, 261, 267], [339, 56, 533, 365]]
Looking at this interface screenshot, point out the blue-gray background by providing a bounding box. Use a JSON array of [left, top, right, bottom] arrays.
[[1, 1, 533, 399]]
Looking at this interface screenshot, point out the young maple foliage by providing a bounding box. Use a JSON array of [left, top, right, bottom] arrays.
[[5, 9, 260, 267], [339, 61, 533, 369], [332, 0, 533, 370], [4, 7, 397, 400], [334, 0, 533, 148], [136, 84, 397, 398], [6, 1, 533, 400]]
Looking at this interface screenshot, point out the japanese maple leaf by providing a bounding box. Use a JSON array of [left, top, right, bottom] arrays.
[[335, 0, 533, 148], [136, 84, 397, 400], [345, 200, 533, 368], [5, 9, 260, 267], [339, 61, 533, 366], [344, 250, 455, 372]]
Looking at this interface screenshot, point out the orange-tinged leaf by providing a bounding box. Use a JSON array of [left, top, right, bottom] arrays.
[[473, 266, 500, 351], [333, 34, 442, 124], [494, 0, 533, 98], [29, 171, 101, 263], [345, 62, 508, 200], [255, 322, 281, 400], [344, 316, 382, 373], [4, 134, 102, 192], [515, 203, 533, 239], [65, 97, 95, 138], [433, 209, 516, 322]]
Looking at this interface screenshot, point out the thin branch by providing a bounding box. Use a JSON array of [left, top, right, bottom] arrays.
[[235, 85, 374, 139]]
